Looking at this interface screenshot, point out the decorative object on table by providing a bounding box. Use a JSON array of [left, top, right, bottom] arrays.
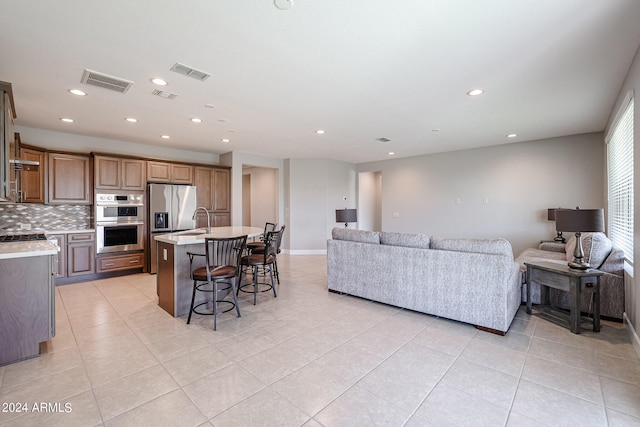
[[554, 207, 605, 270], [547, 207, 567, 243], [335, 208, 357, 228]]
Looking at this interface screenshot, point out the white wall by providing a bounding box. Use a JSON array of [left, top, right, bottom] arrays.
[[606, 44, 640, 344], [286, 158, 356, 253], [15, 126, 219, 164], [358, 171, 382, 231], [357, 133, 605, 256]]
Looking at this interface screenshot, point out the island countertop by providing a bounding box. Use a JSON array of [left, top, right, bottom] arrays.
[[154, 226, 264, 245], [0, 240, 58, 260]]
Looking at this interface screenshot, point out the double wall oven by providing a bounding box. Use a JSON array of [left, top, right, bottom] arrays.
[[95, 193, 144, 254]]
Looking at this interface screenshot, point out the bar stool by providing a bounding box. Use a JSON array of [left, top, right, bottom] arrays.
[[238, 228, 282, 305], [246, 222, 276, 254], [187, 235, 247, 330], [245, 225, 285, 284]]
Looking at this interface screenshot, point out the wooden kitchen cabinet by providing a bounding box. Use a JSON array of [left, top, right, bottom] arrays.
[[19, 146, 45, 203], [67, 232, 95, 276], [97, 252, 144, 273], [50, 233, 66, 279], [95, 155, 146, 191], [47, 152, 91, 204], [194, 166, 231, 228], [147, 161, 193, 184], [0, 254, 55, 365]]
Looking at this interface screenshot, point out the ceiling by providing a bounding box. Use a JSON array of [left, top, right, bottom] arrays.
[[1, 1, 640, 164]]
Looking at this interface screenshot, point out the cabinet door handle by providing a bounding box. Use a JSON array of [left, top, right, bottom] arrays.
[[130, 260, 139, 264], [104, 263, 115, 267]]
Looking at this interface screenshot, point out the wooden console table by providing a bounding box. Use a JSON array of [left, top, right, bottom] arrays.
[[525, 261, 604, 334]]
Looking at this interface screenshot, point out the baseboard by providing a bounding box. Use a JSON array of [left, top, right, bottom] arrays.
[[623, 312, 640, 359], [284, 249, 327, 255]]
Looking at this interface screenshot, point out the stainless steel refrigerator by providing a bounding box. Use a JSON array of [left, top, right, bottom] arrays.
[[148, 183, 197, 273]]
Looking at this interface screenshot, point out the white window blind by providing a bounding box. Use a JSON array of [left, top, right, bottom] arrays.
[[607, 95, 634, 263]]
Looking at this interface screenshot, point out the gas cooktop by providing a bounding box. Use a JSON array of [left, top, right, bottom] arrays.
[[0, 233, 48, 243]]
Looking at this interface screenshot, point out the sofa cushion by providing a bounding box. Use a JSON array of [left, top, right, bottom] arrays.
[[379, 231, 430, 249], [565, 232, 612, 268], [515, 247, 566, 272], [430, 237, 513, 257], [331, 228, 380, 244]]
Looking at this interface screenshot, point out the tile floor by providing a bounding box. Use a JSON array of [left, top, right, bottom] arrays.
[[1, 254, 640, 426]]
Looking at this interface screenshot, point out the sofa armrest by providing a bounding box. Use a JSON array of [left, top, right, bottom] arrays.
[[539, 242, 566, 253]]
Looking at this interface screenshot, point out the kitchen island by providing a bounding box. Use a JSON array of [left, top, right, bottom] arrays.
[[154, 226, 263, 317], [0, 238, 57, 365]]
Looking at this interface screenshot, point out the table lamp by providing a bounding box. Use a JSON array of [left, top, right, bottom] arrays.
[[335, 209, 357, 228], [554, 207, 605, 270], [547, 207, 567, 243]]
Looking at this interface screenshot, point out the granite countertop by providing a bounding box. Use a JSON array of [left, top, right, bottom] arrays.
[[0, 239, 58, 260], [154, 226, 264, 246]]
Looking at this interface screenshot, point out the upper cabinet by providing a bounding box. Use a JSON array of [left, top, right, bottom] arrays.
[[95, 155, 146, 191], [19, 146, 45, 203], [47, 152, 91, 204], [147, 161, 193, 185], [194, 166, 231, 228], [0, 81, 16, 202]]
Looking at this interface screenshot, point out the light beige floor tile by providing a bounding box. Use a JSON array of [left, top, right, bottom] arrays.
[[532, 318, 595, 350], [522, 354, 603, 404], [528, 336, 599, 372], [82, 346, 158, 387], [1, 347, 83, 389], [346, 328, 407, 359], [407, 383, 509, 427], [182, 364, 265, 419], [161, 345, 234, 386], [507, 316, 537, 336], [505, 411, 548, 427], [93, 364, 178, 421], [460, 338, 526, 377], [72, 318, 132, 344], [607, 407, 640, 426], [439, 358, 519, 409], [77, 331, 145, 361], [104, 389, 206, 427], [144, 330, 209, 362], [597, 353, 640, 385], [475, 327, 531, 353], [0, 366, 91, 425], [40, 329, 78, 354], [3, 390, 102, 427], [600, 376, 640, 418], [67, 308, 123, 331], [358, 342, 454, 411], [271, 363, 352, 416], [132, 317, 192, 343], [310, 343, 384, 384], [211, 388, 310, 427], [315, 383, 411, 427], [410, 323, 475, 357], [511, 379, 607, 427]]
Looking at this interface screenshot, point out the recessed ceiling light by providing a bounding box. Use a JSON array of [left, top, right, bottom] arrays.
[[68, 89, 86, 96], [316, 130, 325, 134], [60, 118, 74, 123], [467, 89, 484, 96], [221, 138, 230, 143], [204, 103, 215, 109], [161, 135, 170, 139], [228, 129, 237, 133], [218, 118, 227, 123], [431, 128, 441, 132], [274, 0, 293, 10], [507, 133, 517, 138], [388, 152, 395, 156], [125, 117, 138, 123], [150, 78, 168, 86], [190, 117, 202, 123]]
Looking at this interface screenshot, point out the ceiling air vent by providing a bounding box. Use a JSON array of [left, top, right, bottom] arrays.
[[81, 69, 133, 93], [170, 62, 211, 81], [376, 137, 392, 143], [151, 89, 178, 100]]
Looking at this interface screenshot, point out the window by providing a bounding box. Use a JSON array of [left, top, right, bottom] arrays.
[[606, 94, 634, 263]]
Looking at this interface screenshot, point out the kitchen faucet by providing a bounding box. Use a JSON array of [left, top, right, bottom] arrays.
[[192, 207, 211, 233]]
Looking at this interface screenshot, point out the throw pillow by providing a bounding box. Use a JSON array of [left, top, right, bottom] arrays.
[[430, 237, 513, 257], [565, 232, 612, 268]]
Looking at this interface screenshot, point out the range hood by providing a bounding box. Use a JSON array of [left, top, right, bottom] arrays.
[[10, 158, 40, 170]]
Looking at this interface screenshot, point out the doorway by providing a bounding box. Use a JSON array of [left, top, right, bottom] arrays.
[[358, 171, 382, 231], [242, 165, 278, 228]]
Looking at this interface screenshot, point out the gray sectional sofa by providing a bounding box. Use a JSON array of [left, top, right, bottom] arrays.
[[327, 228, 522, 333], [515, 232, 625, 320]]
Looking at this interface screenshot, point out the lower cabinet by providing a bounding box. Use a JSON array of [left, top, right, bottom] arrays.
[[97, 252, 144, 273], [67, 232, 95, 277], [49, 233, 67, 279]]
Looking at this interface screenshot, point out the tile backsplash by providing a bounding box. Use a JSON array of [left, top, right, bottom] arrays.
[[0, 203, 92, 231]]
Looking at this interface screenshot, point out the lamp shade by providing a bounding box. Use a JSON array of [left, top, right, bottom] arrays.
[[336, 209, 357, 223], [554, 208, 604, 233], [547, 208, 556, 221]]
